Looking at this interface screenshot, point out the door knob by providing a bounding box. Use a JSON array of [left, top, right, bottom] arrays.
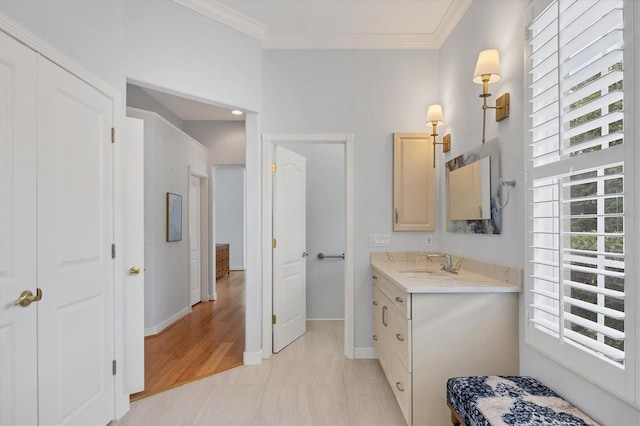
[[302, 251, 309, 258], [128, 266, 141, 275], [14, 288, 42, 307]]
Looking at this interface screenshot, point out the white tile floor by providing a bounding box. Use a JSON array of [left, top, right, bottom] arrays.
[[115, 320, 406, 426]]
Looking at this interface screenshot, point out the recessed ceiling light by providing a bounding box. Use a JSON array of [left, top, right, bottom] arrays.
[[231, 110, 243, 115]]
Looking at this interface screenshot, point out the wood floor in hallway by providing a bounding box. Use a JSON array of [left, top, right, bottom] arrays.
[[131, 270, 245, 401]]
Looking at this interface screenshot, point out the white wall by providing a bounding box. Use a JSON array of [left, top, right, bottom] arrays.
[[0, 0, 125, 91], [439, 1, 640, 424], [281, 143, 345, 320], [263, 49, 442, 348], [127, 107, 209, 334], [124, 1, 261, 113], [215, 167, 245, 270], [183, 121, 246, 165]]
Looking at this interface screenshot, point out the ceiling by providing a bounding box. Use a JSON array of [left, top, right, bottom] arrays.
[[175, 0, 473, 49], [142, 1, 473, 120], [140, 86, 245, 121]]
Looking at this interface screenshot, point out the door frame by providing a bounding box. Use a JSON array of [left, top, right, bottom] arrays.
[[261, 133, 355, 359], [0, 13, 128, 419], [188, 168, 210, 305]]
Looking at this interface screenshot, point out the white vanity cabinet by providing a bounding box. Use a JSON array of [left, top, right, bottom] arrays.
[[372, 268, 519, 426], [372, 275, 412, 422]]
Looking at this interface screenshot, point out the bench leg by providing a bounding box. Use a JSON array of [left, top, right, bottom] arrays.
[[447, 402, 465, 426]]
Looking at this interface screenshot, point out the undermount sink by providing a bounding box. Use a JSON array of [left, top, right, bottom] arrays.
[[397, 269, 448, 278]]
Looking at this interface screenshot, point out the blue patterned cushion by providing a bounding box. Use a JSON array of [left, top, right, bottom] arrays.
[[447, 376, 600, 426]]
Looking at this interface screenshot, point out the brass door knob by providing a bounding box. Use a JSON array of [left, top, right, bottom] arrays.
[[128, 266, 141, 275], [14, 288, 42, 307]]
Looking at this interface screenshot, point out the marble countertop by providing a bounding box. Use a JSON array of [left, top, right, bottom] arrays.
[[371, 252, 522, 294]]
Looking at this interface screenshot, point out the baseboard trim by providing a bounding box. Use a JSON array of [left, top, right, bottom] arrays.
[[354, 347, 377, 359], [144, 307, 190, 337], [209, 292, 218, 301], [243, 350, 263, 365]]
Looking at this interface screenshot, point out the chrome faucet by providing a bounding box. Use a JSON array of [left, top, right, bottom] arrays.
[[424, 254, 457, 274]]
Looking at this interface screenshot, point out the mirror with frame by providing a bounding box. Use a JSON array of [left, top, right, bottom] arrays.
[[445, 138, 501, 234]]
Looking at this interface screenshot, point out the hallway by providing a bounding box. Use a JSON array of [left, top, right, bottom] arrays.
[[117, 321, 405, 425], [131, 270, 245, 401]]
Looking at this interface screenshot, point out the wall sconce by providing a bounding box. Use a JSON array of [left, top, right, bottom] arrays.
[[426, 104, 451, 168], [473, 49, 509, 144]]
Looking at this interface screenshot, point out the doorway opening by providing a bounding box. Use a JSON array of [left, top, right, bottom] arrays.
[[125, 81, 248, 399], [262, 133, 355, 359]]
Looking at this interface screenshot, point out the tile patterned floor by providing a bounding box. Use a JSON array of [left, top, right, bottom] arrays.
[[115, 320, 406, 425]]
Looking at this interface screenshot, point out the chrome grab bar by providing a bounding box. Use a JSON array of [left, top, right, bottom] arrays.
[[317, 252, 345, 260]]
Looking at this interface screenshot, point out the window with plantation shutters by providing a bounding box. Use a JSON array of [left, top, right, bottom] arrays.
[[525, 0, 636, 402]]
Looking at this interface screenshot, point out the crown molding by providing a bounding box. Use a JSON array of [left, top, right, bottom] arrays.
[[262, 34, 440, 50], [174, 0, 473, 50], [433, 0, 474, 47], [174, 0, 268, 42]]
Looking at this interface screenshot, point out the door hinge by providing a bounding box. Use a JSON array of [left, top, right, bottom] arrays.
[[272, 238, 277, 248], [272, 315, 277, 324], [272, 162, 277, 173], [111, 244, 116, 259], [112, 360, 117, 376], [111, 127, 115, 144]]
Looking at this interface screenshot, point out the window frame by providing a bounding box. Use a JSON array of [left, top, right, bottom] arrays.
[[523, 0, 639, 406]]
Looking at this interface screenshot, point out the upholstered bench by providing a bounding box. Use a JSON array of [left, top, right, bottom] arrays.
[[446, 376, 599, 426]]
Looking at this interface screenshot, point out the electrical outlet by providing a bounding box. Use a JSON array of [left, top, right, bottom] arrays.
[[368, 233, 391, 247], [425, 234, 433, 247]]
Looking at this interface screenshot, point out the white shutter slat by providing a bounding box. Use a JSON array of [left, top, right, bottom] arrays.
[[563, 49, 623, 90], [564, 69, 624, 107], [564, 279, 625, 299], [563, 132, 624, 156], [560, 1, 620, 44], [563, 90, 623, 123], [564, 296, 625, 319], [530, 317, 560, 335], [562, 27, 623, 74], [564, 312, 625, 340], [531, 84, 560, 113], [562, 111, 624, 140], [563, 329, 625, 362]]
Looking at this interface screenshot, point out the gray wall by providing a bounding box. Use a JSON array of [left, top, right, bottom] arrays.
[[127, 108, 209, 334], [214, 167, 245, 270], [184, 121, 246, 165]]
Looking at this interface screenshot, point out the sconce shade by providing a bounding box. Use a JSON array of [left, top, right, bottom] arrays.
[[473, 49, 502, 84], [426, 104, 444, 126]]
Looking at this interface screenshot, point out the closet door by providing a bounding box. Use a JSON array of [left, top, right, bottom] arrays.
[[36, 56, 115, 425], [0, 31, 38, 426]]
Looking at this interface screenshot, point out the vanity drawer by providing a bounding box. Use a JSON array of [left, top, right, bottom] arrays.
[[388, 306, 411, 373], [389, 352, 412, 426], [373, 272, 411, 320]]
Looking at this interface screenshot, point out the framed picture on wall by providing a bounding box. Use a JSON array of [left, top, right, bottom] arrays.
[[166, 192, 182, 242]]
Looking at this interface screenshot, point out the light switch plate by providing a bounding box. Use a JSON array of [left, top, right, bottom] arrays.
[[368, 233, 391, 247]]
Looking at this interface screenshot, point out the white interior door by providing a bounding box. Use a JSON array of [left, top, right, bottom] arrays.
[[0, 30, 38, 426], [125, 117, 145, 394], [272, 146, 307, 353], [36, 56, 114, 425], [189, 174, 201, 306]]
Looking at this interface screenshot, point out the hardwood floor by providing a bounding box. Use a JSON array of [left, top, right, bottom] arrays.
[[131, 270, 245, 401]]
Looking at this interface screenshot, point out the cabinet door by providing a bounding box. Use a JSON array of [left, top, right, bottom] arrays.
[[393, 133, 435, 231], [0, 30, 38, 426]]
